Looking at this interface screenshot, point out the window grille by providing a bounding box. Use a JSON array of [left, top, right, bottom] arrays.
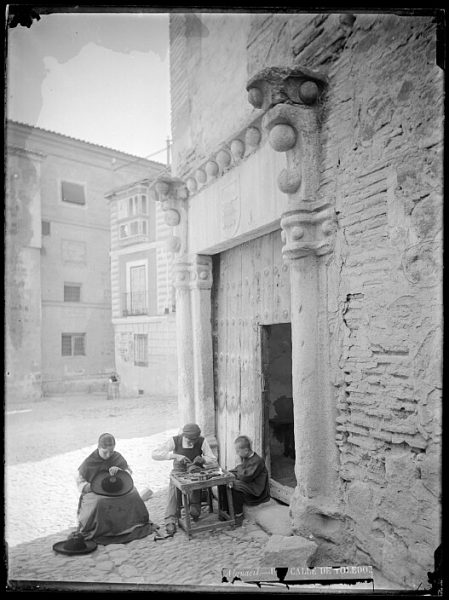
[[64, 284, 81, 302], [134, 334, 148, 366], [61, 333, 86, 356]]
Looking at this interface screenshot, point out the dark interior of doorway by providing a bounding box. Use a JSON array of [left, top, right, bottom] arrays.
[[262, 323, 297, 493]]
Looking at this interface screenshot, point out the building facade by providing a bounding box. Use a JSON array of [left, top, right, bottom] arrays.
[[154, 12, 443, 587], [106, 178, 178, 398], [5, 120, 164, 401]]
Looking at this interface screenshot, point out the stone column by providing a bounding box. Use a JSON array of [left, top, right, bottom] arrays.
[[154, 177, 194, 426], [189, 254, 218, 454], [153, 176, 217, 451], [247, 67, 341, 533]]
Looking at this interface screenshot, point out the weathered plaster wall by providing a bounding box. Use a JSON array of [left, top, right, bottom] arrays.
[[6, 121, 161, 398], [170, 13, 253, 175], [113, 316, 178, 398], [170, 12, 442, 587], [5, 151, 43, 404]]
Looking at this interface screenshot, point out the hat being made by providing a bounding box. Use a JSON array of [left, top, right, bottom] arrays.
[[53, 533, 97, 556], [90, 469, 134, 497], [182, 423, 201, 440]]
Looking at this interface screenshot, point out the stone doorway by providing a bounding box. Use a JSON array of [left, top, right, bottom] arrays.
[[261, 323, 296, 505]]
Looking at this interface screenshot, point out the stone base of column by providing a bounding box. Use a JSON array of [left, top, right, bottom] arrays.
[[290, 486, 346, 542], [290, 487, 353, 564]]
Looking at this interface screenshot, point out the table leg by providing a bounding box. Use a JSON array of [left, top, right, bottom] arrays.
[[176, 489, 182, 519], [208, 488, 213, 513], [226, 484, 235, 527], [183, 492, 192, 539]]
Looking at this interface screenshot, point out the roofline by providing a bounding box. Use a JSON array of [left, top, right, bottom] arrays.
[[6, 119, 166, 168], [105, 177, 152, 199], [104, 165, 170, 198]]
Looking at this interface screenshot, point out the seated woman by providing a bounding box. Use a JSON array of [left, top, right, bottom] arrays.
[[76, 433, 158, 545]]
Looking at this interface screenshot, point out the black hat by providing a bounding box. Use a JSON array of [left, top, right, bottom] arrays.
[[91, 470, 134, 496], [53, 533, 97, 556]]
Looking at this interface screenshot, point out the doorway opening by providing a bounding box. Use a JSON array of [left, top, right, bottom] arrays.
[[262, 323, 296, 504]]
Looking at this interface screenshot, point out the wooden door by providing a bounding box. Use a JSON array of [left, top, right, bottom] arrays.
[[212, 229, 291, 470]]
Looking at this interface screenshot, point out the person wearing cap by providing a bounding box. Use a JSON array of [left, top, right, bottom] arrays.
[[76, 433, 158, 544], [152, 423, 218, 536]]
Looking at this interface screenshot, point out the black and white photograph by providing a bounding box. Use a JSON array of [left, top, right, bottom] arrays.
[[4, 5, 444, 594]]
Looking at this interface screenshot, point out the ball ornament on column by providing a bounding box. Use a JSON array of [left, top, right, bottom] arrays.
[[245, 127, 261, 149], [156, 181, 170, 196], [186, 177, 198, 194], [164, 209, 181, 227], [268, 123, 297, 152], [205, 160, 219, 179], [299, 80, 319, 105], [196, 169, 207, 185], [230, 139, 245, 160], [216, 149, 231, 170], [247, 87, 264, 108], [291, 226, 304, 240], [278, 168, 302, 194]]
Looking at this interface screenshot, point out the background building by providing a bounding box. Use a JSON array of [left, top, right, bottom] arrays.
[[106, 177, 178, 398], [5, 120, 164, 401], [156, 12, 443, 588]]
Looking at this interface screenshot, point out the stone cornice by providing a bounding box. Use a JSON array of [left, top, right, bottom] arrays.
[[7, 145, 46, 161]]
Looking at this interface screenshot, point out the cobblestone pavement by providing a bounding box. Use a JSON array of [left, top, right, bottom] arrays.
[[6, 429, 270, 588], [6, 398, 405, 591]]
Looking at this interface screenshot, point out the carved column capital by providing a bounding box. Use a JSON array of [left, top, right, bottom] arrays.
[[152, 175, 189, 255], [280, 202, 336, 262], [173, 255, 213, 290], [247, 65, 335, 260]]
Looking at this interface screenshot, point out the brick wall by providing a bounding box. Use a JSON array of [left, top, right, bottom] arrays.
[[169, 12, 443, 587], [320, 14, 443, 586]]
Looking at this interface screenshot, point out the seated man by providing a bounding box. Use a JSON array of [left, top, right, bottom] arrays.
[[218, 435, 270, 526], [76, 433, 157, 544], [152, 423, 218, 536]]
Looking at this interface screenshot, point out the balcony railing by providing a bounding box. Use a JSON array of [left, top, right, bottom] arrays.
[[118, 218, 150, 246], [122, 292, 149, 316]]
